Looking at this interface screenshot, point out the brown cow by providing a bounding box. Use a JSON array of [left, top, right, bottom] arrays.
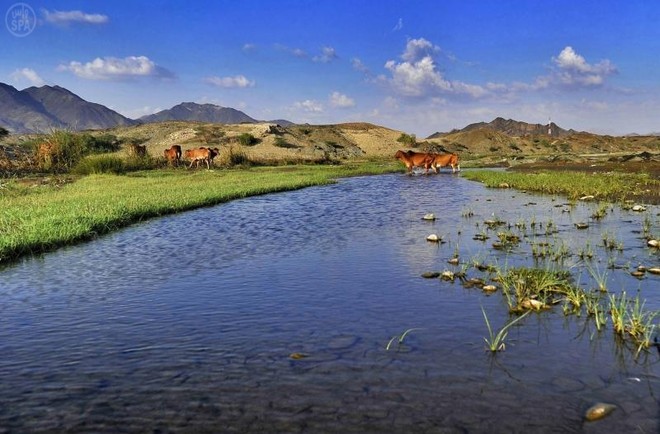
[[428, 153, 460, 173], [184, 147, 212, 169], [164, 145, 182, 166], [394, 150, 434, 174]]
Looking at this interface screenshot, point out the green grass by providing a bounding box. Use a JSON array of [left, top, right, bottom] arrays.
[[0, 161, 399, 264], [461, 170, 659, 203], [482, 306, 530, 352]]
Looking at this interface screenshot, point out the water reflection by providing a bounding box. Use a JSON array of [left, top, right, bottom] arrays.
[[0, 173, 658, 433]]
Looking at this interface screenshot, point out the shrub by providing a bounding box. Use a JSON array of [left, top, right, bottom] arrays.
[[33, 131, 123, 172], [0, 126, 8, 140], [237, 133, 258, 146], [397, 133, 417, 146], [72, 155, 126, 175], [218, 145, 251, 167]]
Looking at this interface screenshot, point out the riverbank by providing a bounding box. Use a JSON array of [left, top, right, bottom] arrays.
[[0, 161, 399, 265]]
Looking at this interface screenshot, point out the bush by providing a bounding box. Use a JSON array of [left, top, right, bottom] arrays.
[[237, 133, 258, 146], [72, 155, 126, 175], [396, 133, 416, 146], [217, 145, 251, 167], [33, 131, 122, 172], [0, 126, 8, 140]]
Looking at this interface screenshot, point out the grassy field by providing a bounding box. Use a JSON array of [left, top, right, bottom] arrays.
[[0, 160, 399, 264], [461, 169, 660, 204]]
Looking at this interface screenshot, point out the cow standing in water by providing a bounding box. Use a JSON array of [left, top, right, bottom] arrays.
[[394, 150, 434, 174], [428, 153, 460, 173], [163, 145, 182, 166]]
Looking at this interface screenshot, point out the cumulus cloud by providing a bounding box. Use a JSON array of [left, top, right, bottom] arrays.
[[313, 46, 338, 63], [204, 75, 255, 88], [329, 91, 355, 108], [43, 9, 108, 25], [295, 99, 323, 112], [10, 68, 45, 86], [384, 38, 488, 98], [551, 46, 617, 87], [58, 56, 173, 80]]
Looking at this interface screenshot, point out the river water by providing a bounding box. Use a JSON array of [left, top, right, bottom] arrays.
[[0, 172, 658, 433]]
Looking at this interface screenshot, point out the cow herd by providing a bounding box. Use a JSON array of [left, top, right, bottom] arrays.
[[394, 150, 460, 174], [163, 145, 220, 169]]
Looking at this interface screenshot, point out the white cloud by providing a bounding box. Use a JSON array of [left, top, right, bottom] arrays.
[[43, 9, 108, 25], [401, 38, 440, 62], [58, 56, 173, 80], [329, 92, 355, 108], [242, 43, 256, 52], [384, 38, 488, 98], [295, 99, 324, 112], [10, 68, 45, 86], [393, 18, 403, 31], [551, 46, 616, 87], [204, 75, 255, 88], [313, 46, 338, 63]]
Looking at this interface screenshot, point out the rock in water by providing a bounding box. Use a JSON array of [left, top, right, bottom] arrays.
[[584, 402, 616, 421], [422, 213, 436, 221]]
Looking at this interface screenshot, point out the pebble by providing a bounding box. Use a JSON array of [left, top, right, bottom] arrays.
[[422, 213, 436, 221], [584, 402, 616, 421], [426, 233, 441, 242], [648, 267, 660, 275], [632, 205, 646, 212]]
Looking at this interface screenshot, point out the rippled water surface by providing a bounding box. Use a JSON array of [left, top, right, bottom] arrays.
[[1, 172, 658, 433]]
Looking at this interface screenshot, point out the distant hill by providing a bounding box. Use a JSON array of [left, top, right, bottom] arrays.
[[0, 83, 134, 133], [428, 117, 575, 139], [139, 102, 259, 124], [423, 117, 659, 157]]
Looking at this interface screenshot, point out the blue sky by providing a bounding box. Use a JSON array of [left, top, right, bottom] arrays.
[[2, 0, 659, 136]]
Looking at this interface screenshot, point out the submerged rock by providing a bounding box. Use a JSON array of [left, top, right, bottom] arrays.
[[422, 213, 436, 221], [421, 271, 441, 279], [575, 222, 589, 229], [584, 402, 616, 421]]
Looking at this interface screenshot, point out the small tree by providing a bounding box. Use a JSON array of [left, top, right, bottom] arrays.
[[0, 126, 9, 140], [397, 133, 416, 147]]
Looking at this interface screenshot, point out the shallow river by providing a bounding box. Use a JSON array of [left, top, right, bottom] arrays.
[[0, 172, 658, 433]]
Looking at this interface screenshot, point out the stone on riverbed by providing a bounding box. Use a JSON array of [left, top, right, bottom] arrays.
[[584, 402, 616, 421]]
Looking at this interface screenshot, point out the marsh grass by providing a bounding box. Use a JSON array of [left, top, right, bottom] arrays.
[[461, 170, 659, 203], [386, 328, 421, 351], [482, 306, 530, 352], [497, 266, 573, 313], [0, 162, 399, 263]]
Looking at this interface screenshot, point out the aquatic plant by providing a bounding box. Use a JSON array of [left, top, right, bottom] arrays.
[[386, 328, 421, 351], [497, 266, 573, 312], [482, 307, 530, 352]]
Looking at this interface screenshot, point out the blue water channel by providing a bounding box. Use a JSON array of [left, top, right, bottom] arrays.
[[1, 172, 658, 433]]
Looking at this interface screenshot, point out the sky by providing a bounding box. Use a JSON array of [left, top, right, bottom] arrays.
[[2, 0, 659, 137]]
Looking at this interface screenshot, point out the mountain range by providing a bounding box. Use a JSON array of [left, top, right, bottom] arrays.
[[0, 83, 295, 133]]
